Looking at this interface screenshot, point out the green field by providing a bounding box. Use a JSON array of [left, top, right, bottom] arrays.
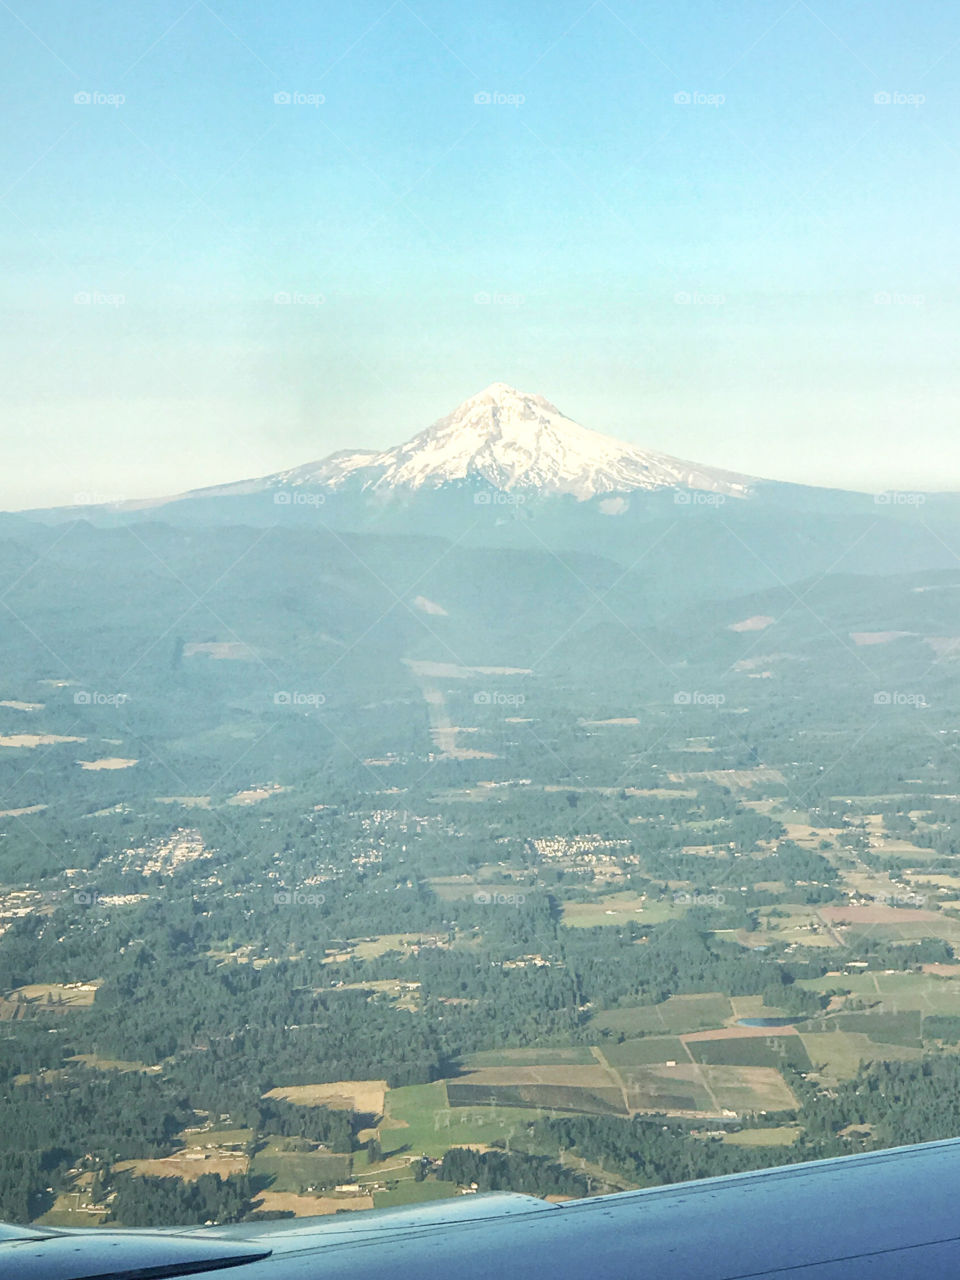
[[832, 1010, 922, 1046], [372, 1177, 460, 1209], [36, 1199, 108, 1228], [599, 1037, 686, 1067], [797, 970, 960, 1013], [688, 1036, 812, 1071], [592, 993, 733, 1037], [562, 894, 680, 928], [797, 972, 960, 1036], [799, 1031, 923, 1080], [251, 1143, 352, 1193], [381, 1083, 545, 1159]]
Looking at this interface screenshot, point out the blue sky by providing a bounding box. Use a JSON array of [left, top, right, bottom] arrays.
[[2, 0, 959, 506]]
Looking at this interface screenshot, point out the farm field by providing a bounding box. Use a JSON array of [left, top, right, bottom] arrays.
[[114, 1150, 249, 1181], [263, 1080, 387, 1116], [619, 1063, 714, 1114], [251, 1191, 375, 1216], [372, 1178, 460, 1209], [678, 767, 786, 789], [729, 995, 788, 1020], [838, 919, 960, 946], [598, 1037, 686, 1067], [35, 1194, 108, 1228], [562, 894, 679, 927], [701, 1065, 798, 1113], [608, 1061, 794, 1116], [429, 877, 497, 901], [797, 970, 960, 1015], [799, 1032, 923, 1081], [906, 873, 960, 892], [686, 1035, 812, 1071], [446, 1064, 626, 1116], [322, 935, 441, 963], [723, 1126, 803, 1147], [251, 1143, 352, 1194], [817, 1011, 922, 1046], [10, 982, 100, 1008], [381, 1082, 546, 1159], [70, 1053, 160, 1073], [591, 993, 734, 1037]]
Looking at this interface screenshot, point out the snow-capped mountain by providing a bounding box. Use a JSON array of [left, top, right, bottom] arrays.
[[31, 383, 769, 532], [20, 382, 946, 586], [269, 383, 753, 501]]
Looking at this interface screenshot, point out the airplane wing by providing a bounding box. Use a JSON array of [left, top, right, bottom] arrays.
[[6, 1136, 960, 1279]]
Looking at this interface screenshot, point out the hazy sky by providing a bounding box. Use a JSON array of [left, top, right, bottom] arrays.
[[2, 0, 959, 508]]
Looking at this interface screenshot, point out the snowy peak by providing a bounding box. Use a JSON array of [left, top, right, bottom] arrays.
[[277, 383, 754, 501], [380, 382, 613, 494]]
